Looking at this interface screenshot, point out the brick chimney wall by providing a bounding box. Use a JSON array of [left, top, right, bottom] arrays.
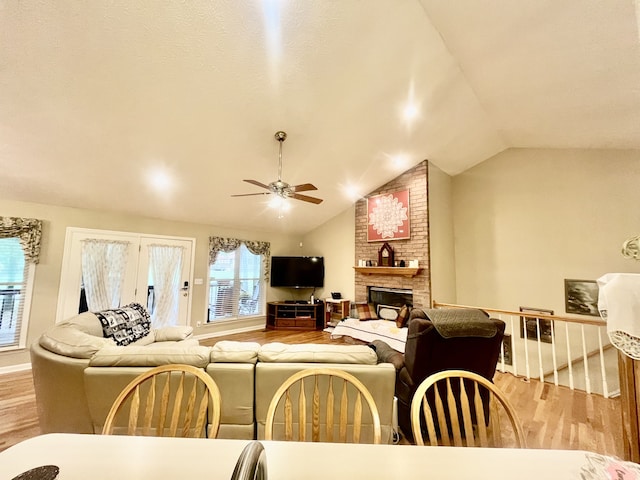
[[354, 160, 431, 308]]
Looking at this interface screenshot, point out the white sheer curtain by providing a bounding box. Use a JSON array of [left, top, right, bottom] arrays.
[[81, 239, 129, 312], [149, 244, 184, 327]]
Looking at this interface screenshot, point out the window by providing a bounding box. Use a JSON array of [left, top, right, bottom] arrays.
[[0, 217, 41, 351], [208, 237, 270, 322]]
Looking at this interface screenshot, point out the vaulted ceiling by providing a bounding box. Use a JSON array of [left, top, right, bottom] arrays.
[[2, 1, 640, 235]]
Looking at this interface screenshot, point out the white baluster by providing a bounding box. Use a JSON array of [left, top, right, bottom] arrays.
[[510, 315, 518, 377], [581, 324, 591, 394], [498, 313, 505, 373], [565, 322, 574, 390], [551, 319, 558, 386], [523, 316, 531, 380], [536, 318, 544, 381], [598, 327, 608, 398]]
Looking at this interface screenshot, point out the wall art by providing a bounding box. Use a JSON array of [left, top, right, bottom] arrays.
[[367, 190, 410, 242]]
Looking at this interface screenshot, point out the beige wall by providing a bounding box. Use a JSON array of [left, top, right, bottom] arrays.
[[0, 198, 301, 370], [301, 205, 356, 303], [428, 162, 456, 304], [452, 148, 640, 313]]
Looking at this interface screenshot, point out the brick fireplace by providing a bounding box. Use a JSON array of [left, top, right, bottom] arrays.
[[354, 160, 431, 308]]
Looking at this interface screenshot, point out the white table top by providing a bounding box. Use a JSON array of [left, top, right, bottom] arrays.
[[1, 434, 637, 480]]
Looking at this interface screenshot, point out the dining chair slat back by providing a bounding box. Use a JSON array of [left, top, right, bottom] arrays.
[[102, 364, 221, 438], [411, 369, 526, 448], [264, 367, 382, 444]]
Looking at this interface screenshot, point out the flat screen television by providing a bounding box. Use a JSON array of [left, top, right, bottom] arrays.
[[270, 256, 324, 288]]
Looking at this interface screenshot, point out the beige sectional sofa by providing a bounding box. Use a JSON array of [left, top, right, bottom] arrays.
[[30, 312, 396, 443]]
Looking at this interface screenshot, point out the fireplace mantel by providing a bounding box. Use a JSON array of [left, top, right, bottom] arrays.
[[353, 266, 422, 277]]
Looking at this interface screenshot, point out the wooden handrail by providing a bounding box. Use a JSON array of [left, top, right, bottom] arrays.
[[432, 301, 607, 327], [432, 301, 615, 400]]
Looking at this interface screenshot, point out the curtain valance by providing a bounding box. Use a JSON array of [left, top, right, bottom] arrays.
[[0, 216, 43, 264], [209, 236, 271, 280]]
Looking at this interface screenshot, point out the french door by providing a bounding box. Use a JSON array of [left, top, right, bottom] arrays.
[[56, 228, 194, 326]]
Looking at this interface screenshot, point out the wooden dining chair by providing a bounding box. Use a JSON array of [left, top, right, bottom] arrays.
[[102, 364, 222, 438], [410, 369, 526, 448], [264, 368, 382, 444]]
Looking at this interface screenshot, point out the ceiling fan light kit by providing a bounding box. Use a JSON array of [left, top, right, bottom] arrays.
[[232, 131, 323, 205]]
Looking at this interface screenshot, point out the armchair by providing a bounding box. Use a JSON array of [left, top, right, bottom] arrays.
[[392, 307, 506, 442]]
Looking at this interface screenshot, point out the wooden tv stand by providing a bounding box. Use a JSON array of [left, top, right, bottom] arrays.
[[266, 301, 324, 330]]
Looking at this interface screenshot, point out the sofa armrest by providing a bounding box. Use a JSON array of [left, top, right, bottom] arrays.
[[370, 340, 404, 371], [39, 325, 115, 359]]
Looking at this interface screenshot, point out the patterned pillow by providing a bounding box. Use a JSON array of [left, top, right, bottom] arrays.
[[396, 304, 412, 328], [356, 302, 378, 321], [95, 303, 152, 347]]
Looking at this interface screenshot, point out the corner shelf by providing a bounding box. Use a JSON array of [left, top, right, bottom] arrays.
[[353, 266, 422, 277]]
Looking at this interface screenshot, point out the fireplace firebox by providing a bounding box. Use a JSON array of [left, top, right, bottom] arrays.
[[368, 286, 413, 309]]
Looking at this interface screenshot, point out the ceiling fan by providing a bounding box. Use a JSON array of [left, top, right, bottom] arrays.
[[231, 131, 323, 205]]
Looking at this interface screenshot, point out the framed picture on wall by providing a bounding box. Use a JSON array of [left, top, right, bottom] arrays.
[[519, 306, 554, 344], [564, 279, 600, 316], [367, 190, 410, 241]]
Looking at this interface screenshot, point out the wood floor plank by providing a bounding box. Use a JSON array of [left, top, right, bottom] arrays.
[[493, 371, 622, 457], [0, 328, 624, 457], [0, 369, 41, 452]]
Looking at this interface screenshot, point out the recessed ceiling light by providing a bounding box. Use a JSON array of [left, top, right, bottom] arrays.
[[343, 184, 362, 201], [147, 168, 174, 192], [391, 154, 410, 170], [403, 103, 419, 122]]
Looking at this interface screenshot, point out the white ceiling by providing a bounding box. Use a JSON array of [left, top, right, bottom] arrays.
[[2, 1, 640, 235]]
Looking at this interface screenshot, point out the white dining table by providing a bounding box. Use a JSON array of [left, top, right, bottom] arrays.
[[1, 433, 637, 480]]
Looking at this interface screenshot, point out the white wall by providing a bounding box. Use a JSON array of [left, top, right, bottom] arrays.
[[0, 198, 300, 369], [452, 148, 640, 313]]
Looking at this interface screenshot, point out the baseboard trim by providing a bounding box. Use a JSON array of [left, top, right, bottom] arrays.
[[0, 362, 31, 375], [194, 324, 264, 341]]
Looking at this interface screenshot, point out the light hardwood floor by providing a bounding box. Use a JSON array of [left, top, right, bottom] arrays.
[[0, 328, 623, 456]]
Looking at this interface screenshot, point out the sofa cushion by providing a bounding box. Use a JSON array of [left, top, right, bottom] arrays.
[[39, 325, 115, 359], [89, 345, 211, 367], [395, 305, 411, 328], [258, 343, 377, 365], [211, 341, 260, 363], [94, 303, 152, 346], [148, 338, 200, 348], [354, 302, 378, 321], [154, 325, 194, 342]]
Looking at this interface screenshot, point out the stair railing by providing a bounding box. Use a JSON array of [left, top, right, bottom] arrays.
[[432, 301, 614, 398]]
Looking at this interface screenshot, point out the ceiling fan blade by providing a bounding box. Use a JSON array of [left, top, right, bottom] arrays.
[[243, 179, 270, 190], [291, 183, 317, 192], [290, 193, 324, 204], [231, 192, 271, 197]]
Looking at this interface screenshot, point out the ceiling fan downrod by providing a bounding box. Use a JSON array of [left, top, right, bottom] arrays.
[[275, 131, 287, 182]]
